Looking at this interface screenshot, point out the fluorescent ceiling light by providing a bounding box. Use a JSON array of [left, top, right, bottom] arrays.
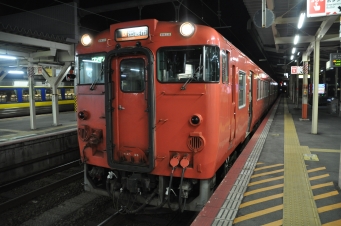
[[297, 12, 305, 29], [0, 55, 17, 60], [8, 70, 24, 74], [294, 35, 299, 45], [292, 47, 296, 54], [290, 55, 294, 60]]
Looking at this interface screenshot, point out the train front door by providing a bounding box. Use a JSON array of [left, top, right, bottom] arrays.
[[111, 56, 149, 165]]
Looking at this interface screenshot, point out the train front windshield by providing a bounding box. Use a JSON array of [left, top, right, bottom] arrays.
[[157, 45, 220, 83], [78, 55, 105, 84]]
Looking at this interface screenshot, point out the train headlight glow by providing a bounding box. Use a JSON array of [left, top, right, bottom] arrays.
[[180, 22, 195, 37], [81, 34, 92, 46]]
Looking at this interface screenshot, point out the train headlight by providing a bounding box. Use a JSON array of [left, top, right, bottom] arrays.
[[180, 22, 195, 37], [78, 110, 89, 120], [189, 114, 203, 126], [81, 34, 92, 46]]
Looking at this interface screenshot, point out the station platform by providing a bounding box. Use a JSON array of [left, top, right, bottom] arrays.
[[0, 111, 77, 143], [192, 95, 341, 226]]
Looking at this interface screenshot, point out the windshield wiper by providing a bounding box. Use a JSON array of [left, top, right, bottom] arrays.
[[180, 55, 202, 90], [90, 61, 104, 90]]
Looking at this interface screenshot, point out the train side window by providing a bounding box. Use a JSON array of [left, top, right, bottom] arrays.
[[257, 79, 261, 100], [239, 71, 246, 108], [204, 46, 220, 82], [221, 50, 229, 83], [120, 58, 145, 92]]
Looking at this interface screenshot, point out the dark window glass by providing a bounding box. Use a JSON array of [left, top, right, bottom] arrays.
[[120, 59, 145, 92]]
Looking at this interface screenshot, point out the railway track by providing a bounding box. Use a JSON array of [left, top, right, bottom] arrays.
[[0, 160, 83, 212]]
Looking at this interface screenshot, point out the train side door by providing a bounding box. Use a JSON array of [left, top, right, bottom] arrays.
[[112, 56, 149, 163], [247, 71, 253, 133]]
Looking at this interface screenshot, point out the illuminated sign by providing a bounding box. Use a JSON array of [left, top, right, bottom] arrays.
[[91, 56, 105, 63], [115, 26, 149, 41], [307, 0, 341, 18], [330, 53, 341, 67], [291, 66, 303, 74]]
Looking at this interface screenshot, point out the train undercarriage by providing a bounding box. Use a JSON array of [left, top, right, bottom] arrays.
[[83, 164, 217, 212]]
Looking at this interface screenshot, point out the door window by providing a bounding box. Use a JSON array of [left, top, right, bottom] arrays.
[[120, 59, 145, 92]]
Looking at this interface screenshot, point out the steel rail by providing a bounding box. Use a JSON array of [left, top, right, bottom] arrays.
[[0, 171, 83, 212]]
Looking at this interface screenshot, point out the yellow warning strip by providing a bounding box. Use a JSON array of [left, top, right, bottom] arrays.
[[322, 219, 341, 226], [311, 182, 334, 189], [317, 203, 341, 213], [314, 191, 339, 200], [242, 182, 334, 209], [244, 184, 283, 196], [310, 148, 341, 153], [309, 174, 330, 181], [254, 164, 284, 171], [262, 219, 283, 226], [257, 162, 264, 165], [283, 99, 321, 225], [307, 167, 326, 173], [239, 193, 283, 208], [233, 205, 283, 224], [248, 176, 284, 186], [250, 169, 284, 178]]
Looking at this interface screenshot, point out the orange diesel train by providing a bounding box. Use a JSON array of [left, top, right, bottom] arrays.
[[76, 19, 277, 212]]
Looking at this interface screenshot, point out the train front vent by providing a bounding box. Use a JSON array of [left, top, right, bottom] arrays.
[[187, 135, 205, 153]]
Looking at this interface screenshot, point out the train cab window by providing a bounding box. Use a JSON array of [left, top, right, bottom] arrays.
[[120, 58, 145, 92], [238, 71, 246, 108], [157, 45, 220, 83], [78, 55, 105, 85]]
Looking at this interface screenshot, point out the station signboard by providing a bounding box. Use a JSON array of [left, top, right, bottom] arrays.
[[307, 0, 341, 17], [330, 53, 341, 67], [291, 66, 303, 74]]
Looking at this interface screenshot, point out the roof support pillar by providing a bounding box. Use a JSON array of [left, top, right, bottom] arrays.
[[28, 66, 37, 130], [311, 38, 320, 134], [300, 53, 309, 120]]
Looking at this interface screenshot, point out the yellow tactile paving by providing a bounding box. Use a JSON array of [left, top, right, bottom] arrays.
[[283, 99, 321, 225]]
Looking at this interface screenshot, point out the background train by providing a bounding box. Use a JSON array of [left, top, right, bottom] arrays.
[[76, 19, 278, 212], [0, 86, 74, 118]]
